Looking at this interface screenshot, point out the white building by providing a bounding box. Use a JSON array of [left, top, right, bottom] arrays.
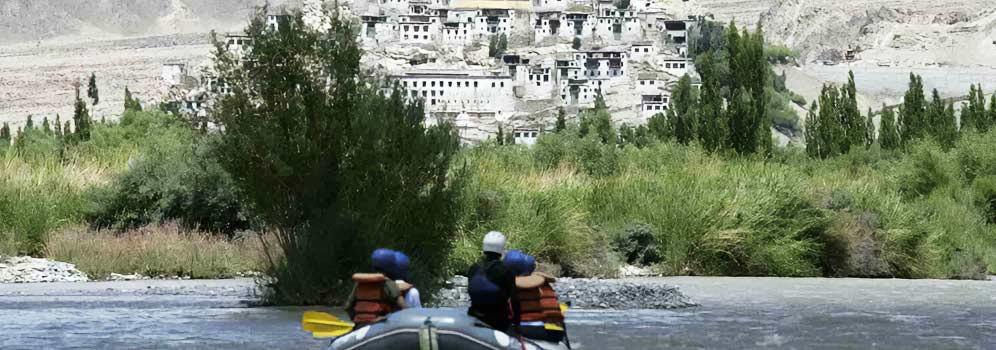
[[639, 94, 669, 122], [161, 62, 187, 87], [394, 71, 517, 117]]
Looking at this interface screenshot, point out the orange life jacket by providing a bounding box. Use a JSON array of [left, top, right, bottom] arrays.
[[350, 273, 398, 325], [515, 272, 564, 325]]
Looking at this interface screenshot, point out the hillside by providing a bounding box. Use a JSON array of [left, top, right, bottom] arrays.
[[0, 0, 292, 44]]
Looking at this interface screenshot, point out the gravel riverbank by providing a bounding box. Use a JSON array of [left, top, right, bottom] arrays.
[[1, 257, 696, 309], [433, 276, 697, 309]]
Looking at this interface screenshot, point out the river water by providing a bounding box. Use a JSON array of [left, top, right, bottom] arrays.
[[1, 277, 994, 349]]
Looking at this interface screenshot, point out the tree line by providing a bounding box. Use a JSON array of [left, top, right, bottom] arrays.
[[807, 72, 995, 158]]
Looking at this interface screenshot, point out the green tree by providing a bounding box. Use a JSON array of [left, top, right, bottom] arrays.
[[0, 122, 10, 146], [489, 35, 497, 57], [498, 33, 508, 56], [696, 51, 727, 152], [54, 114, 63, 138], [572, 37, 581, 50], [616, 0, 630, 9], [963, 84, 981, 132], [555, 107, 567, 132], [211, 9, 461, 304], [988, 93, 996, 132], [939, 101, 958, 149], [841, 71, 864, 150], [497, 125, 505, 145], [804, 101, 820, 158], [725, 22, 768, 155], [62, 121, 71, 137], [647, 112, 669, 141], [668, 74, 698, 145], [71, 85, 92, 143], [41, 117, 51, 134], [87, 73, 99, 105], [25, 115, 34, 131], [864, 107, 875, 148], [124, 87, 143, 112], [899, 73, 926, 144], [879, 105, 900, 150], [579, 92, 616, 145]]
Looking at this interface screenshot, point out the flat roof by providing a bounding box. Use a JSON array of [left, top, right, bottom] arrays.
[[394, 72, 513, 79]]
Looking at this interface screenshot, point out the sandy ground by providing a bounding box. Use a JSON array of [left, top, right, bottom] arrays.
[[0, 34, 214, 126]]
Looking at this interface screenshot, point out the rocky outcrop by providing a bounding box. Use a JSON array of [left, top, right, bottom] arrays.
[[433, 276, 697, 309], [0, 256, 89, 283]]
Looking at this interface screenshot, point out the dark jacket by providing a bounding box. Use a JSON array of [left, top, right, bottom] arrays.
[[466, 252, 521, 331]]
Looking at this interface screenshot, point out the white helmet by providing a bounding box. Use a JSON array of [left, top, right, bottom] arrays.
[[482, 231, 506, 254]]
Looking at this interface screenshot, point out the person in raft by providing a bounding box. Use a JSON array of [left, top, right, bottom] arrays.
[[504, 250, 566, 343], [467, 231, 521, 332], [345, 248, 408, 325], [392, 251, 422, 308]]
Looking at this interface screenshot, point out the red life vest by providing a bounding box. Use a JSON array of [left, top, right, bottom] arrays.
[[350, 273, 399, 325], [516, 272, 564, 325]]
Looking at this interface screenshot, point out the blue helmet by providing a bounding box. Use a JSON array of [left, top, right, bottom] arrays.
[[503, 250, 529, 276], [393, 251, 411, 280], [371, 248, 396, 273], [524, 254, 536, 275]]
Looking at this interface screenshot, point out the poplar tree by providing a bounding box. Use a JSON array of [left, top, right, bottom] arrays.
[[555, 107, 567, 132], [54, 114, 63, 138], [725, 22, 768, 155], [939, 101, 958, 149], [841, 71, 864, 149], [87, 73, 100, 105], [964, 84, 981, 132], [865, 107, 875, 148], [25, 115, 34, 130], [696, 51, 727, 152], [0, 122, 10, 145], [805, 101, 820, 158], [41, 117, 51, 134], [879, 105, 900, 150], [899, 73, 926, 144], [72, 84, 92, 142], [668, 74, 698, 145]]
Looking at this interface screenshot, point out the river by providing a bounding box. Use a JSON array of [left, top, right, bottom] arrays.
[[1, 277, 994, 349]]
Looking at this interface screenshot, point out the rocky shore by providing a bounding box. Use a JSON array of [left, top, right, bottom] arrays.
[[0, 256, 89, 283], [433, 276, 697, 309], [1, 257, 697, 310]]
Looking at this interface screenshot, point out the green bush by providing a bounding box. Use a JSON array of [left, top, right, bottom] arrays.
[[612, 223, 660, 266], [973, 176, 996, 224], [84, 134, 250, 234], [897, 142, 951, 199], [765, 45, 801, 64]]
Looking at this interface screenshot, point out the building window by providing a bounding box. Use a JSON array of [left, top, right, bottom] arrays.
[[474, 81, 478, 88], [422, 81, 427, 87], [491, 82, 496, 88], [640, 81, 645, 85], [500, 82, 504, 87], [665, 63, 671, 68], [431, 81, 436, 87], [448, 81, 453, 87]]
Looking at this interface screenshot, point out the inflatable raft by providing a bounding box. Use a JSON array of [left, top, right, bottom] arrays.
[[328, 308, 569, 350]]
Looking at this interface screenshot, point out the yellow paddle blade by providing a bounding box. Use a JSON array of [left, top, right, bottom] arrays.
[[544, 323, 565, 331], [302, 311, 354, 338], [560, 303, 569, 313]]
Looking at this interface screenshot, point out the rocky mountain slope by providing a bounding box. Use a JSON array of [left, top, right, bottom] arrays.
[[761, 0, 996, 66], [0, 0, 300, 44]]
